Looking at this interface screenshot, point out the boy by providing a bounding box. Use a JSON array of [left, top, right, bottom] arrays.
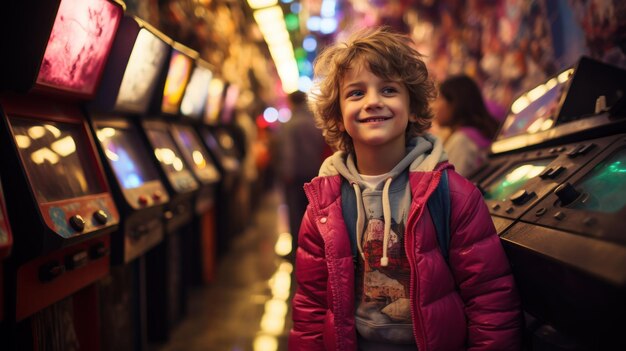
[[289, 27, 522, 350]]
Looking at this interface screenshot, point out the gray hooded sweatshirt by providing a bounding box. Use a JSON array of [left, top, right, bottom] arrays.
[[319, 134, 447, 349]]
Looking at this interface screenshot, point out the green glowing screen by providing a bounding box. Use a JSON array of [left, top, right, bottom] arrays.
[[483, 159, 552, 202], [570, 148, 626, 213]]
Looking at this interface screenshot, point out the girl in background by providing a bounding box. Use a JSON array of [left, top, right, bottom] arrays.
[[432, 75, 500, 177]]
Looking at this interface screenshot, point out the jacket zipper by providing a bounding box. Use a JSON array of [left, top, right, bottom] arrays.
[[406, 199, 427, 351]]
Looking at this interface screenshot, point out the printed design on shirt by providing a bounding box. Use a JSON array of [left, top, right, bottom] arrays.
[[360, 216, 411, 322]]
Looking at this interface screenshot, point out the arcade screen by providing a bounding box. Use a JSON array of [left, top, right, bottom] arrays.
[[172, 126, 218, 182], [161, 50, 193, 115], [96, 126, 160, 190], [483, 158, 553, 202], [180, 65, 212, 118], [10, 117, 103, 203], [115, 28, 169, 114], [570, 148, 626, 213], [220, 84, 239, 124], [497, 69, 574, 140], [36, 0, 122, 96], [204, 78, 225, 125], [145, 129, 188, 175]]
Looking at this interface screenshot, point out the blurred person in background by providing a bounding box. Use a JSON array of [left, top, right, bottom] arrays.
[[432, 74, 500, 177], [279, 91, 326, 255]]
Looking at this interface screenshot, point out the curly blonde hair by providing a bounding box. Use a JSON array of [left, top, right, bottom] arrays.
[[309, 26, 436, 154]]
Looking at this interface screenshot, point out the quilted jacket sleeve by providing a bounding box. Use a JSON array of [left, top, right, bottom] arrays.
[[447, 174, 523, 351], [288, 206, 328, 350]]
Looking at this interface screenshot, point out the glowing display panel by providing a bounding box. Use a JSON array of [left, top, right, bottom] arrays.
[[570, 148, 626, 213], [483, 159, 552, 202], [36, 0, 122, 96], [172, 126, 219, 182], [220, 84, 239, 124], [10, 117, 103, 203], [115, 29, 170, 114], [161, 50, 193, 115], [96, 126, 160, 190], [180, 65, 213, 118], [204, 78, 225, 125], [146, 129, 189, 175], [497, 71, 573, 140]]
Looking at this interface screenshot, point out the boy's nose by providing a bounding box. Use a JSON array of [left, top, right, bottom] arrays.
[[364, 93, 383, 109]]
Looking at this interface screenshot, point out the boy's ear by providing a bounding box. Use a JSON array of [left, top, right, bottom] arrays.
[[338, 120, 346, 132]]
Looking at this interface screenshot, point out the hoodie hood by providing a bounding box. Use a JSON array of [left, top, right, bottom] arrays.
[[319, 133, 447, 178], [319, 133, 447, 266]]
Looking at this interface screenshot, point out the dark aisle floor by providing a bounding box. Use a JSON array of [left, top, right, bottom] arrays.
[[158, 189, 294, 351]]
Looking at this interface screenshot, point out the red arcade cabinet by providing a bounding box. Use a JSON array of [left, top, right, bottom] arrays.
[[88, 15, 172, 350], [0, 0, 124, 349], [174, 57, 221, 285]]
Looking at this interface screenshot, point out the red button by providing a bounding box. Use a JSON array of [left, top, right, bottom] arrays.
[[138, 195, 149, 206]]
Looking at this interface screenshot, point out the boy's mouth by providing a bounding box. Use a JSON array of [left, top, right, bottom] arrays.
[[358, 116, 392, 123]]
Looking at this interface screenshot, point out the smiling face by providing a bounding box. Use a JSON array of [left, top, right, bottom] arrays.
[[339, 62, 415, 161]]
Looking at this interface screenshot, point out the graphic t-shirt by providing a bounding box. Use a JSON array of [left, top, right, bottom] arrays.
[[354, 171, 416, 346]]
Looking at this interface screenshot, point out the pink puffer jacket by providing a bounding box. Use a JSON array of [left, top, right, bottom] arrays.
[[289, 164, 522, 350]]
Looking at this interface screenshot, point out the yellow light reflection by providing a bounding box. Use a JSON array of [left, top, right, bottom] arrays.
[[274, 232, 292, 256], [545, 77, 558, 91], [173, 158, 184, 171], [50, 136, 76, 157], [192, 150, 206, 167], [557, 69, 574, 83], [278, 261, 293, 274], [270, 270, 291, 300], [97, 127, 116, 141], [255, 258, 293, 349], [541, 118, 554, 131], [28, 126, 46, 139], [155, 148, 176, 164], [253, 335, 277, 351], [15, 134, 31, 149], [105, 148, 119, 161], [247, 0, 278, 9], [44, 124, 61, 138], [31, 148, 59, 165], [253, 6, 283, 24], [260, 311, 285, 334], [265, 299, 288, 316], [511, 96, 530, 114], [527, 84, 548, 103]]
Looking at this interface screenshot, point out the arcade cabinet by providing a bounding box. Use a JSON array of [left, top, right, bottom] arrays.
[[0, 0, 124, 349], [138, 40, 202, 342], [88, 14, 171, 351], [472, 56, 626, 349], [173, 57, 221, 285]]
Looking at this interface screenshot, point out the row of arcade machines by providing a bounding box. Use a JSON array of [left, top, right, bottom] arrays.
[[469, 56, 626, 350], [0, 0, 246, 350]]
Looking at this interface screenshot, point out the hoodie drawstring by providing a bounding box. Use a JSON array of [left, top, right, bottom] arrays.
[[353, 177, 394, 267], [381, 177, 393, 267], [352, 182, 366, 262]]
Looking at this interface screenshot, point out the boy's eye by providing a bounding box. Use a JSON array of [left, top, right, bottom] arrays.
[[382, 87, 398, 95], [347, 90, 364, 98]]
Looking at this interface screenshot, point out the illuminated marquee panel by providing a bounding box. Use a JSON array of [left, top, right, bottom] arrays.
[[180, 60, 213, 119], [92, 16, 172, 115]]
